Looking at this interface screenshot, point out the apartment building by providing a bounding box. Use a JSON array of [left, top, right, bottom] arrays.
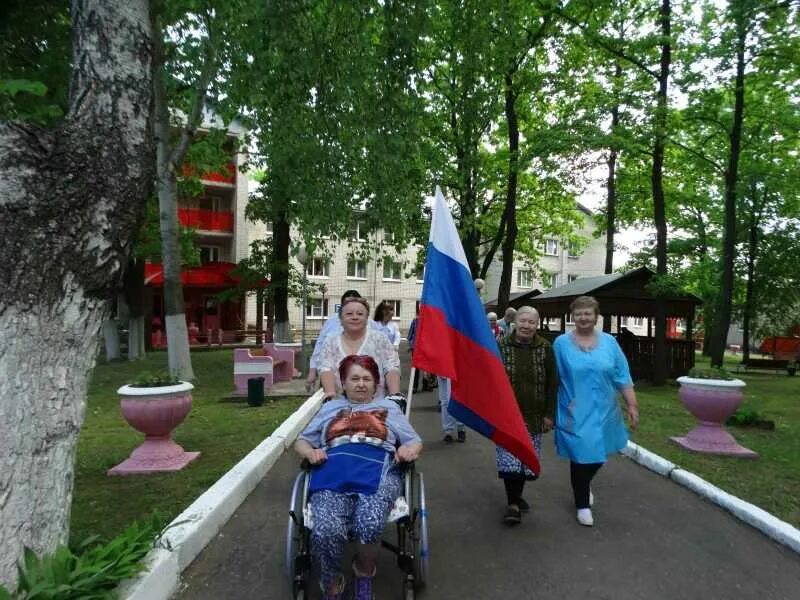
[[244, 219, 423, 338], [145, 116, 252, 336], [481, 204, 607, 305]]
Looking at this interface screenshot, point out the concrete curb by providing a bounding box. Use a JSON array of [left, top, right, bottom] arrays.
[[118, 389, 325, 600], [622, 441, 800, 554]]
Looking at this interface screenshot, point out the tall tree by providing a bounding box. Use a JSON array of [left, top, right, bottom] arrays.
[[238, 0, 430, 340], [707, 0, 747, 366], [0, 0, 153, 585], [493, 2, 554, 312], [425, 0, 503, 277], [151, 0, 221, 380]]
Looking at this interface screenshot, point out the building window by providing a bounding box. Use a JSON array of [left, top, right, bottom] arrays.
[[568, 241, 580, 258], [621, 316, 629, 326], [347, 259, 367, 279], [198, 192, 227, 212], [633, 317, 645, 327], [350, 221, 369, 242], [567, 274, 579, 283], [306, 297, 329, 319], [265, 221, 273, 234], [200, 245, 222, 263], [386, 299, 401, 319], [383, 258, 402, 280], [544, 239, 559, 256], [383, 230, 396, 244], [543, 272, 557, 288], [415, 300, 421, 315], [306, 257, 330, 277], [517, 269, 533, 288], [415, 266, 425, 283]]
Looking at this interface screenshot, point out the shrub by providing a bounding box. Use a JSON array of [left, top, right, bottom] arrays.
[[0, 514, 162, 599], [129, 370, 181, 388], [687, 366, 735, 381]]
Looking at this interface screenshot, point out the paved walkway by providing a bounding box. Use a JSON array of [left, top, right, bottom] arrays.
[[177, 357, 800, 599]]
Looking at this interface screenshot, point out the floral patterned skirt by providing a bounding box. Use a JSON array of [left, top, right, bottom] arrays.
[[496, 430, 542, 481]]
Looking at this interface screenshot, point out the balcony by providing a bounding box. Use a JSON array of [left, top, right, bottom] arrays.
[[181, 161, 236, 185], [179, 208, 234, 232]]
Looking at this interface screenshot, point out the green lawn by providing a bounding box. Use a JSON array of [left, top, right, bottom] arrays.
[[70, 350, 799, 545], [631, 354, 800, 527], [69, 350, 303, 546]]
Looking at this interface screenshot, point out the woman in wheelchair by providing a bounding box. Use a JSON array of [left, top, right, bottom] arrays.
[[294, 354, 423, 600]]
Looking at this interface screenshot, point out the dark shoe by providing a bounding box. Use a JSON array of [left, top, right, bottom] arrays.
[[443, 433, 454, 444], [518, 498, 530, 513], [503, 505, 522, 525], [457, 430, 466, 443]]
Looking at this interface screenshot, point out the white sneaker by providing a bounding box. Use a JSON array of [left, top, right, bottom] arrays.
[[589, 490, 594, 507], [577, 508, 594, 527]]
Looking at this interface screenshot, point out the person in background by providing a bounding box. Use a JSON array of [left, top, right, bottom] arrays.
[[438, 377, 466, 443], [487, 312, 502, 339], [318, 297, 401, 401], [553, 295, 639, 527], [306, 290, 379, 392], [406, 310, 432, 393], [497, 306, 517, 338], [496, 306, 557, 525], [372, 300, 400, 349]]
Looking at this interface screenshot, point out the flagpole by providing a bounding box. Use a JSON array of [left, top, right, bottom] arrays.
[[405, 366, 416, 418]]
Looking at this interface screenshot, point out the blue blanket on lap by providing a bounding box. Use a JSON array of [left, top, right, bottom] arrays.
[[309, 443, 389, 495]]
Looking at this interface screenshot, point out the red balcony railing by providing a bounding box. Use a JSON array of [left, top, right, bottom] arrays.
[[181, 161, 236, 184], [178, 208, 234, 232]]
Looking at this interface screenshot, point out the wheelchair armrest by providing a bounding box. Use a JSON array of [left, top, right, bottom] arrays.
[[385, 392, 407, 414]]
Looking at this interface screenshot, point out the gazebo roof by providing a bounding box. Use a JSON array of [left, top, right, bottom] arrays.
[[530, 267, 701, 319], [484, 288, 542, 312]]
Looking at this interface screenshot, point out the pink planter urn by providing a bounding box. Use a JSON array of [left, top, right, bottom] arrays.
[[671, 376, 757, 459], [108, 382, 201, 475]]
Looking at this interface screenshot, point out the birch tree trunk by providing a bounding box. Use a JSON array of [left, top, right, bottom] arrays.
[[150, 4, 218, 379], [103, 320, 121, 361], [0, 0, 153, 586], [124, 257, 146, 360]]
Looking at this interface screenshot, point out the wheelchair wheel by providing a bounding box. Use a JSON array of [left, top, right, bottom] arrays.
[[414, 471, 429, 587], [286, 470, 310, 592], [403, 576, 416, 600]]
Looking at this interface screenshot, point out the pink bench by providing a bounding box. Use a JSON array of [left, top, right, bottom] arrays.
[[233, 349, 281, 393], [263, 343, 294, 383]]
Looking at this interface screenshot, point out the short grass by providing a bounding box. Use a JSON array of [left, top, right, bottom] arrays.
[[631, 354, 800, 527], [69, 350, 303, 546]]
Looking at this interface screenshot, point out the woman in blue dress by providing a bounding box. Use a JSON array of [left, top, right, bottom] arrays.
[[553, 296, 639, 527]]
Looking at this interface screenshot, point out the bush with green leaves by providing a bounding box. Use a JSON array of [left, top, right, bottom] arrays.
[[0, 515, 161, 599], [687, 366, 735, 381], [129, 371, 181, 388]]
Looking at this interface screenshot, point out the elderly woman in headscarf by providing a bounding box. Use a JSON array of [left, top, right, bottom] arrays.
[[496, 306, 557, 525]]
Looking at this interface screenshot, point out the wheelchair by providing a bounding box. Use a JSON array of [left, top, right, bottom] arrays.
[[286, 445, 429, 599]]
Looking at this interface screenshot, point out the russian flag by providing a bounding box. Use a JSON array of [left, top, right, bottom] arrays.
[[413, 187, 540, 474]]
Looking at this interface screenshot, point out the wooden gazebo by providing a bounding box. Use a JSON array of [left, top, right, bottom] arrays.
[[484, 289, 542, 313], [528, 267, 702, 380]]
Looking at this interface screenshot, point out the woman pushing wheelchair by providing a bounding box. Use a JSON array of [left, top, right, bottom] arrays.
[[294, 355, 423, 600]]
